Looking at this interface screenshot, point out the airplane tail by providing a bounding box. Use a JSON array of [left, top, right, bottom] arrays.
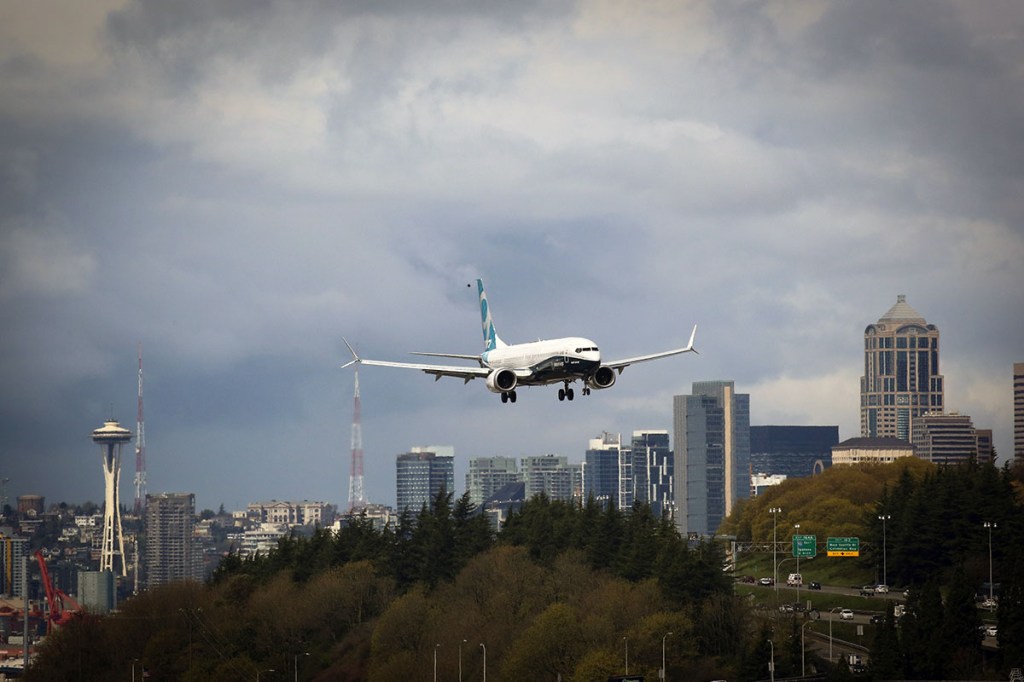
[[475, 279, 507, 351]]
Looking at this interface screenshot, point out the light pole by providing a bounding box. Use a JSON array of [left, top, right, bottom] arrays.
[[801, 620, 814, 677], [878, 514, 891, 587], [132, 658, 139, 682], [294, 652, 309, 682], [828, 606, 842, 661], [793, 523, 801, 607], [480, 642, 486, 682], [767, 638, 775, 682], [623, 636, 629, 675], [433, 643, 440, 682], [661, 631, 673, 681], [769, 507, 782, 593], [257, 669, 275, 681], [459, 639, 467, 682], [984, 521, 997, 604]]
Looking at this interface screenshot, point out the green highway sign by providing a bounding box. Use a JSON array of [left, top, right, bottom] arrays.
[[792, 534, 816, 558], [827, 537, 860, 557]]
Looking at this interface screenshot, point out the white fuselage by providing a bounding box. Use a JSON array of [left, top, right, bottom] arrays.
[[482, 337, 601, 384]]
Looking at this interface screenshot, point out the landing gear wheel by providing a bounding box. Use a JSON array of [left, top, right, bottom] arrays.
[[509, 390, 517, 403], [501, 392, 509, 404], [566, 388, 575, 401], [582, 387, 591, 396], [558, 388, 566, 401]]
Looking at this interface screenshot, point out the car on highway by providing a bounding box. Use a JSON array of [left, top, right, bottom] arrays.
[[787, 573, 803, 586], [986, 625, 997, 638], [759, 577, 774, 586], [870, 614, 885, 625], [875, 584, 889, 593], [809, 581, 822, 590], [981, 598, 997, 610], [839, 608, 855, 620]]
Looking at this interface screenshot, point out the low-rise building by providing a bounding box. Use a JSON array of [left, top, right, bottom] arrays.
[[831, 437, 915, 465]]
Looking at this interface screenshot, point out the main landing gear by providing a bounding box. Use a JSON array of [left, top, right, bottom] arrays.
[[558, 381, 590, 401], [500, 391, 517, 404]]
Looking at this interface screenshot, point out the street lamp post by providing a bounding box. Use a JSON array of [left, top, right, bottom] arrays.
[[623, 636, 629, 675], [433, 643, 440, 682], [769, 507, 782, 594], [767, 638, 775, 682], [878, 514, 891, 587], [480, 643, 486, 682], [828, 607, 842, 661], [794, 523, 801, 607], [801, 620, 814, 677], [984, 522, 997, 604], [294, 652, 309, 682], [661, 632, 673, 681], [459, 639, 467, 682]]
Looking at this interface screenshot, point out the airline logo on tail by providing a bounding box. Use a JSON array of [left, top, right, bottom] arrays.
[[477, 278, 505, 352]]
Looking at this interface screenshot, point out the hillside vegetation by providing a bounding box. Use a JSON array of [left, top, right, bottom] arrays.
[[26, 460, 1024, 681]]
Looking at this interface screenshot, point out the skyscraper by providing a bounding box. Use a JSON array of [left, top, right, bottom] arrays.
[[631, 430, 673, 518], [673, 381, 750, 536], [583, 432, 621, 508], [395, 451, 455, 514], [861, 295, 943, 441], [145, 493, 198, 588]]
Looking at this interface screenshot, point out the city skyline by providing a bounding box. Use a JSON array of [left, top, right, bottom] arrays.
[[1, 2, 1022, 511]]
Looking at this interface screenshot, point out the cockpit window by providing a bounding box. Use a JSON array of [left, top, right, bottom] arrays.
[[575, 347, 598, 353]]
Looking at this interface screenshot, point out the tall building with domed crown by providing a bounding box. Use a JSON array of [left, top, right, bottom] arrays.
[[861, 295, 944, 441]]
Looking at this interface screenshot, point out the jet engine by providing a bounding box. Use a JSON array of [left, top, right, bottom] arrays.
[[485, 368, 518, 393], [586, 366, 617, 390]]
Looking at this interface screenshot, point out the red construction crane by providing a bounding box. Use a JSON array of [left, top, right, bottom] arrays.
[[34, 550, 80, 633]]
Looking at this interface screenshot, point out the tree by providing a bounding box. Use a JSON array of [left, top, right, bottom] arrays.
[[869, 599, 901, 680], [499, 602, 584, 679], [942, 563, 981, 677]]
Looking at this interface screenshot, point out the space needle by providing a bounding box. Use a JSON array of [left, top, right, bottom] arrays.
[[92, 418, 132, 577]]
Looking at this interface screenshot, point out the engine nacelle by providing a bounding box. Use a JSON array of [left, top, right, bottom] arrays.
[[485, 368, 518, 393], [586, 365, 617, 390]]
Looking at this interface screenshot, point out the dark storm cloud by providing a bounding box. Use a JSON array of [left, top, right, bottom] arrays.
[[1, 1, 1021, 509]]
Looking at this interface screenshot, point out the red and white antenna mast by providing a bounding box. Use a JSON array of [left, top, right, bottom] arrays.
[[347, 369, 366, 512], [133, 342, 147, 515]]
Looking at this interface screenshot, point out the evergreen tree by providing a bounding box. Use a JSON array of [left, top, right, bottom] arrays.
[[869, 599, 901, 680], [942, 563, 982, 677], [900, 581, 946, 679]]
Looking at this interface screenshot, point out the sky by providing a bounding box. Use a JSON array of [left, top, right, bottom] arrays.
[[1, 1, 1022, 513]]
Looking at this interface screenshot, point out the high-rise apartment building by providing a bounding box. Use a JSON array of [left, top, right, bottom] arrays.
[[861, 295, 943, 441], [750, 426, 839, 478], [396, 451, 455, 514], [520, 454, 574, 502], [632, 430, 673, 518], [673, 380, 750, 537], [0, 535, 28, 599], [1015, 362, 1024, 463], [466, 456, 521, 506], [145, 492, 199, 588]]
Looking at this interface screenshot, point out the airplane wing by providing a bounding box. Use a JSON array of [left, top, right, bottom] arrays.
[[342, 338, 491, 383], [603, 324, 698, 372]]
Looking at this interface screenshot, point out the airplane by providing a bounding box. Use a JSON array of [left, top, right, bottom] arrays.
[[342, 279, 697, 404]]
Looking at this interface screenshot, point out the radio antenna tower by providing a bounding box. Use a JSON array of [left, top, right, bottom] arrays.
[[347, 369, 367, 512], [133, 342, 147, 515]]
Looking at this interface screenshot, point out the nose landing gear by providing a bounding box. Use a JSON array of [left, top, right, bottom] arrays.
[[500, 390, 517, 404]]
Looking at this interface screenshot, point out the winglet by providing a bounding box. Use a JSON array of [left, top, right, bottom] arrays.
[[685, 324, 699, 354], [341, 337, 361, 369]]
